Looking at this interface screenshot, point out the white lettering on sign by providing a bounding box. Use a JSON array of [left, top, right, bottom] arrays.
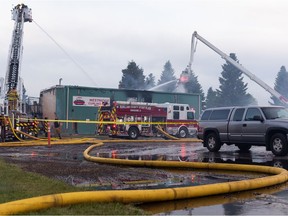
[[119, 105, 152, 110]]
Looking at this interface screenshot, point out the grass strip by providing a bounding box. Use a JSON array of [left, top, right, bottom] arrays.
[[0, 160, 147, 215]]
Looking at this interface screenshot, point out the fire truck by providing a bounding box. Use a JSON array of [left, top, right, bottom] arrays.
[[97, 101, 198, 139]]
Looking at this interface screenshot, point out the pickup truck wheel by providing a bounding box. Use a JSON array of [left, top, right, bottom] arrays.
[[177, 127, 188, 138], [270, 133, 288, 156], [237, 144, 252, 152], [272, 160, 284, 168], [128, 127, 139, 140], [205, 132, 221, 152]]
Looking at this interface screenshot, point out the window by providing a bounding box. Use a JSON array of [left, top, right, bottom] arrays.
[[173, 106, 179, 111], [201, 110, 212, 120], [245, 108, 262, 121], [209, 109, 230, 120], [232, 108, 244, 121], [180, 106, 184, 111], [261, 107, 288, 119], [173, 111, 179, 119], [187, 112, 194, 120]]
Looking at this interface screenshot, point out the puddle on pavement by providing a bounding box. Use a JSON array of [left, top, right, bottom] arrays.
[[139, 182, 288, 215], [61, 168, 266, 190]]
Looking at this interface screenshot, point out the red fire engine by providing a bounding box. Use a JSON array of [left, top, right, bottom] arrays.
[[97, 101, 198, 139]]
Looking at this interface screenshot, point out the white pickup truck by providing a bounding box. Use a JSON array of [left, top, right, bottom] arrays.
[[197, 106, 288, 156]]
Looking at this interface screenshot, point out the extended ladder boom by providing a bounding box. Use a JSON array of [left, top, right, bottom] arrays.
[[190, 31, 288, 105], [3, 4, 32, 114]]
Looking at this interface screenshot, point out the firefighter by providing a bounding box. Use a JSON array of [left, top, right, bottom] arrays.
[[7, 88, 19, 111], [0, 115, 6, 142], [42, 117, 48, 137], [54, 118, 62, 139]]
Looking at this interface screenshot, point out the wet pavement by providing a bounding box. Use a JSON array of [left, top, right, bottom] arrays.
[[1, 138, 288, 215]]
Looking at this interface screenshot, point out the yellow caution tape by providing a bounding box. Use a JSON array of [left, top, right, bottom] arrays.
[[17, 117, 198, 125]]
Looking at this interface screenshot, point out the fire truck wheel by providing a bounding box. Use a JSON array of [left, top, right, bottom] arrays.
[[128, 127, 139, 139], [178, 127, 188, 138]]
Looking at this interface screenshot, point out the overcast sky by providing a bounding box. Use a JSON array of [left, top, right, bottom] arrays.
[[1, 0, 288, 105]]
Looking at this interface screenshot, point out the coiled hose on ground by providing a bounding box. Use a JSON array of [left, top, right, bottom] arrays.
[[0, 139, 287, 215]]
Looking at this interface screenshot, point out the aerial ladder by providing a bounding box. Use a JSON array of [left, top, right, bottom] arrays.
[[0, 4, 32, 141], [185, 31, 288, 105], [4, 4, 32, 114]]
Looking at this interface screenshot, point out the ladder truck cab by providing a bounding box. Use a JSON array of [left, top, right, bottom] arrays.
[[0, 4, 33, 141], [97, 101, 198, 139]]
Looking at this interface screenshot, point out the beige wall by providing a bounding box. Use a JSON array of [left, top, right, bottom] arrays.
[[40, 88, 56, 120]]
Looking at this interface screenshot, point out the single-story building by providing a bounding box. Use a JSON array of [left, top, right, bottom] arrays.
[[39, 85, 201, 135]]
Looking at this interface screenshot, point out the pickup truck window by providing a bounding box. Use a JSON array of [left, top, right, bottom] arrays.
[[209, 109, 230, 120], [232, 108, 244, 121], [261, 107, 288, 119], [201, 110, 212, 120], [245, 108, 262, 121]]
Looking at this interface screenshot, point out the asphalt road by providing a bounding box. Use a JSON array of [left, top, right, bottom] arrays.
[[1, 138, 288, 215]]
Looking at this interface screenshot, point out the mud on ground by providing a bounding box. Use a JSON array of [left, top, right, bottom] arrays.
[[0, 142, 179, 188]]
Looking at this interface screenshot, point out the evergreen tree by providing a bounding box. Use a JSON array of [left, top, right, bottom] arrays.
[[144, 73, 156, 90], [157, 61, 177, 92], [118, 61, 145, 90], [205, 87, 218, 108], [216, 53, 257, 106], [270, 66, 288, 105]]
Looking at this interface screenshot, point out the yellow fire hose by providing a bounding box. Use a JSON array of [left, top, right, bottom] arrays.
[[0, 141, 288, 215], [155, 124, 179, 140], [14, 129, 41, 140], [6, 117, 23, 141]]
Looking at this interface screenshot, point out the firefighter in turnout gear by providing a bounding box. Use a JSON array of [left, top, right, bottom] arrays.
[[7, 88, 19, 111], [43, 117, 48, 137], [0, 116, 6, 142], [54, 118, 62, 139]]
